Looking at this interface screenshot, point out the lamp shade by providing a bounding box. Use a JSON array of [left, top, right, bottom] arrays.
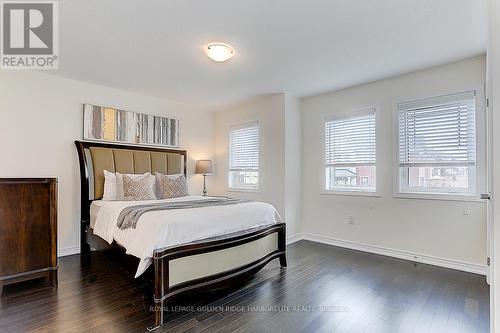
[[195, 160, 214, 174]]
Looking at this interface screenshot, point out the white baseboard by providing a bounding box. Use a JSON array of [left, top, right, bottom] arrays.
[[286, 234, 303, 245], [58, 246, 80, 257], [290, 233, 488, 276], [57, 234, 487, 276]]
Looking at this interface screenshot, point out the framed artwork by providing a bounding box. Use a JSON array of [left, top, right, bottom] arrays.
[[83, 104, 179, 147]]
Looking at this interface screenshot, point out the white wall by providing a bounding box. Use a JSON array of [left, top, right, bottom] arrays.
[[301, 56, 487, 266], [213, 94, 285, 215], [0, 71, 214, 256], [213, 94, 294, 234], [0, 56, 487, 282], [488, 0, 500, 330], [213, 93, 302, 239], [284, 95, 302, 238]]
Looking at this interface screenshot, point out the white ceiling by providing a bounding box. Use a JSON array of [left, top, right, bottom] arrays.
[[57, 0, 487, 109]]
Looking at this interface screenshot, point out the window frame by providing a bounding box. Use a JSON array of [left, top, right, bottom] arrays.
[[227, 120, 261, 192], [393, 88, 487, 201], [322, 107, 380, 196]]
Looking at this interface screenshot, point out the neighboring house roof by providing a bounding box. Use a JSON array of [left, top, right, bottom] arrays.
[[334, 169, 358, 177]]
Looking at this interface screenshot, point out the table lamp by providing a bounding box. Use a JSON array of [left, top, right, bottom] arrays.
[[195, 160, 214, 196]]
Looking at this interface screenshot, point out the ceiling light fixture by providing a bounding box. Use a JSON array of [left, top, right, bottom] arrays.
[[206, 43, 234, 62]]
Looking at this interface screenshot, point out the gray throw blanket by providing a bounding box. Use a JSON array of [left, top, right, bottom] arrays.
[[117, 197, 249, 230]]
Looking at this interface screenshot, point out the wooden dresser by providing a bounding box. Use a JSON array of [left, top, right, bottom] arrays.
[[0, 178, 58, 295]]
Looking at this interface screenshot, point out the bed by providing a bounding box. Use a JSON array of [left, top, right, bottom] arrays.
[[75, 141, 286, 330]]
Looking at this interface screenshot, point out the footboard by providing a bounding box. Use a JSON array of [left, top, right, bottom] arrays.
[[150, 223, 287, 329]]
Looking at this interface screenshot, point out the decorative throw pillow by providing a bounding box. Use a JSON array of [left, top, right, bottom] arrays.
[[122, 173, 157, 201], [102, 171, 153, 200], [161, 174, 190, 199], [154, 173, 184, 198]]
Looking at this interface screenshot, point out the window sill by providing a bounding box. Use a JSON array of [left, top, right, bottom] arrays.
[[393, 192, 487, 202], [227, 187, 262, 194], [321, 190, 382, 198]]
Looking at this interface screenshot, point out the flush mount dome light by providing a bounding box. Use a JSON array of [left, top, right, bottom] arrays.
[[206, 43, 234, 62]]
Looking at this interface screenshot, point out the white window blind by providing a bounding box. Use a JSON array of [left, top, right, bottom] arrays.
[[229, 122, 259, 171], [229, 122, 259, 190], [325, 111, 376, 168], [398, 91, 476, 168]]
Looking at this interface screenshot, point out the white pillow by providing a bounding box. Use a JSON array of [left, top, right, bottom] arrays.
[[154, 173, 184, 198], [102, 170, 153, 200], [103, 170, 120, 200]]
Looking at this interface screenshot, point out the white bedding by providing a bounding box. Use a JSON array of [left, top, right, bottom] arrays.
[[90, 196, 282, 277]]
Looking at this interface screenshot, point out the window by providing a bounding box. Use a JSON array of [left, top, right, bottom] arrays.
[[325, 109, 376, 192], [229, 121, 259, 189], [397, 91, 477, 195]]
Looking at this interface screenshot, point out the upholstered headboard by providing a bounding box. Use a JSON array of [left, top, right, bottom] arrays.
[[75, 141, 187, 221]]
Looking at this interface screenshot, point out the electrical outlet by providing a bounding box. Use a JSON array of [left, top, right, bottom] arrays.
[[347, 215, 354, 225], [463, 209, 471, 216]]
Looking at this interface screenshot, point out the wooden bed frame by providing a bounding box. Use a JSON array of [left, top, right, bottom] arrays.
[[75, 140, 286, 330]]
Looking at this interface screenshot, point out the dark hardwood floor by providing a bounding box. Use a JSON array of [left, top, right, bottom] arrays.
[[0, 241, 489, 333]]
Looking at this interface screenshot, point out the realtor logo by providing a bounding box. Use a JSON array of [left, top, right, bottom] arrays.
[[1, 1, 58, 69]]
